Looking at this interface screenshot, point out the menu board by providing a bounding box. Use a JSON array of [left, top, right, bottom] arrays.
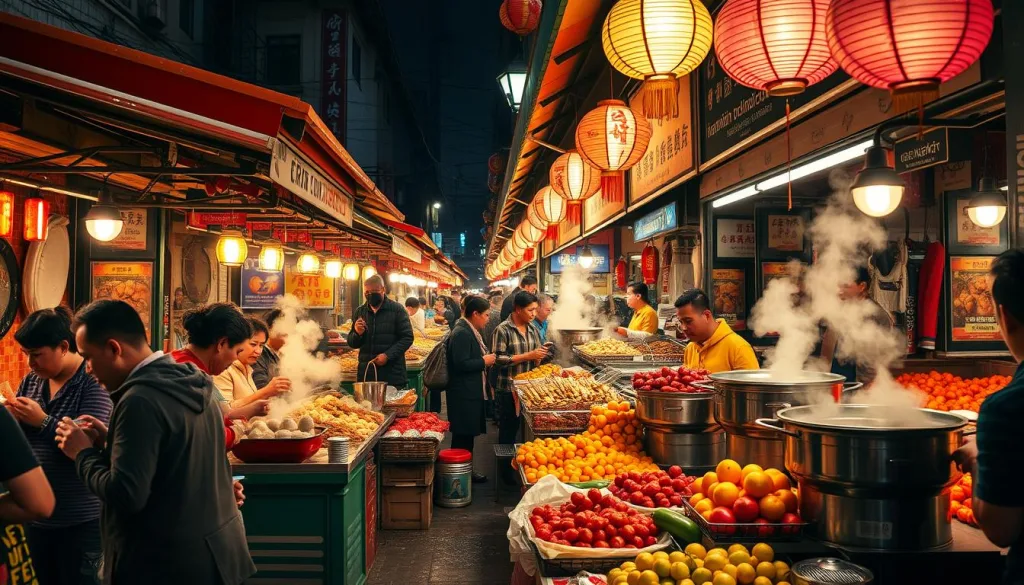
[[766, 214, 805, 252], [949, 256, 1000, 342], [91, 262, 153, 339], [712, 268, 746, 330], [715, 218, 755, 259], [285, 265, 335, 308]]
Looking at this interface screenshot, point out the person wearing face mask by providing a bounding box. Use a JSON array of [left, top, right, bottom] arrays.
[[348, 275, 414, 388], [214, 317, 291, 409], [675, 288, 758, 374], [615, 282, 659, 339]]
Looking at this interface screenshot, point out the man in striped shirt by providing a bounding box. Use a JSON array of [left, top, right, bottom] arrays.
[[6, 307, 111, 585]]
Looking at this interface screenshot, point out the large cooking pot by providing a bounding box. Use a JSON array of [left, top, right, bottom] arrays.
[[635, 390, 715, 429], [644, 425, 725, 472], [553, 327, 604, 346], [755, 404, 967, 498]]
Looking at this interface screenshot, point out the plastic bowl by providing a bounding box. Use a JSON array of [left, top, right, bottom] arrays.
[[231, 427, 327, 463]]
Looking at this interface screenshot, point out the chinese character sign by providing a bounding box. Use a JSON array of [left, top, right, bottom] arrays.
[[766, 214, 805, 252], [285, 264, 335, 308], [96, 207, 148, 250], [715, 219, 755, 258], [628, 75, 695, 205], [321, 11, 347, 143]]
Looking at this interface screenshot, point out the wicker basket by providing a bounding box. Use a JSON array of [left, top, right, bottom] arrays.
[[379, 437, 439, 462], [383, 401, 416, 418]]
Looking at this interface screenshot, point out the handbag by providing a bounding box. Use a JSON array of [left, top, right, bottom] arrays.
[[422, 331, 451, 389]]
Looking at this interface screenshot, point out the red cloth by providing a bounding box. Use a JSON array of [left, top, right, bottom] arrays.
[[170, 347, 235, 450], [916, 241, 945, 350]]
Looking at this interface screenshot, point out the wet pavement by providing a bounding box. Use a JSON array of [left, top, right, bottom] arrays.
[[368, 409, 520, 585]]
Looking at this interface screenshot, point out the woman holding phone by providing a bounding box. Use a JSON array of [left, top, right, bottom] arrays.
[[446, 295, 496, 483]]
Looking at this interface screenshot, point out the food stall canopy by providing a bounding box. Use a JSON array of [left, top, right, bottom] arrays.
[[0, 12, 402, 224]]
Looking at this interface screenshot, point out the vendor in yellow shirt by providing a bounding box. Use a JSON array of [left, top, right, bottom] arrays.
[[674, 288, 759, 373], [616, 282, 659, 339]]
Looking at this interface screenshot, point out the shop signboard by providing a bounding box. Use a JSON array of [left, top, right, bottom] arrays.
[[285, 264, 335, 308], [321, 10, 347, 142], [895, 127, 948, 173], [628, 76, 696, 206], [550, 244, 611, 273], [391, 236, 422, 263], [95, 207, 147, 251], [711, 268, 746, 330], [698, 52, 849, 166], [949, 256, 999, 342], [633, 203, 678, 242], [955, 199, 1002, 247], [240, 258, 283, 309], [934, 161, 972, 193], [714, 218, 754, 259], [766, 214, 806, 252], [584, 190, 624, 234], [270, 137, 354, 227], [91, 262, 153, 339], [187, 211, 247, 230]]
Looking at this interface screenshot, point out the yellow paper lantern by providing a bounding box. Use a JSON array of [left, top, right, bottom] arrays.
[[520, 220, 544, 244], [512, 224, 536, 262], [343, 263, 360, 281], [575, 99, 652, 205], [550, 149, 600, 224], [258, 242, 285, 271], [362, 265, 377, 280], [532, 185, 566, 240], [324, 259, 343, 279], [215, 232, 249, 267], [296, 253, 321, 274], [602, 0, 714, 120]]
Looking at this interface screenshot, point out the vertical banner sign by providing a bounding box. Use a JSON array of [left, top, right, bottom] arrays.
[[321, 11, 347, 143], [949, 256, 1000, 342], [1005, 0, 1024, 245]]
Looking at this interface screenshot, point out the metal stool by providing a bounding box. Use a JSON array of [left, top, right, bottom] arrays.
[[493, 444, 516, 502]]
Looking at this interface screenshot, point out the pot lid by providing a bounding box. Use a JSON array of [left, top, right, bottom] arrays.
[[776, 404, 968, 432], [23, 215, 70, 314], [709, 369, 846, 386], [554, 327, 604, 333], [791, 558, 873, 584]]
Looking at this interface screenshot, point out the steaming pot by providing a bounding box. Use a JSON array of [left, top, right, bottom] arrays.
[[756, 404, 967, 550], [553, 327, 604, 347], [636, 390, 723, 470], [706, 369, 859, 470]]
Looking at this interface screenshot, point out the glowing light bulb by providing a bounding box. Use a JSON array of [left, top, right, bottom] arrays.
[[967, 205, 1006, 228]]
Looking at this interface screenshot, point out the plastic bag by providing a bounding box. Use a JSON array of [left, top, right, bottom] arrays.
[[507, 475, 672, 576], [541, 573, 608, 585]]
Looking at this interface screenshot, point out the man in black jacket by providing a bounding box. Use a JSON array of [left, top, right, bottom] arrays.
[[55, 300, 254, 585], [499, 275, 538, 322], [348, 274, 414, 388]]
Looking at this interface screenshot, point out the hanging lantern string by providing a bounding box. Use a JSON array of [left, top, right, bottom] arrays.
[[786, 99, 793, 211]]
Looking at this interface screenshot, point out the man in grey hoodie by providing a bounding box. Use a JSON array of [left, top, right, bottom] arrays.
[[55, 300, 255, 585]]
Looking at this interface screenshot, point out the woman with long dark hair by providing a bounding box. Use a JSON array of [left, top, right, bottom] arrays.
[[446, 295, 496, 483]]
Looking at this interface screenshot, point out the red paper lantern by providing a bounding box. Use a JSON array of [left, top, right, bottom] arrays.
[[24, 198, 49, 241], [826, 0, 994, 111], [488, 152, 506, 174], [714, 0, 837, 97], [0, 191, 13, 238], [575, 100, 652, 205], [615, 256, 628, 290], [487, 172, 501, 195], [499, 0, 542, 36], [641, 242, 659, 286]]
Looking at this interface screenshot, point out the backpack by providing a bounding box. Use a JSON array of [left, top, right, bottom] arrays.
[[422, 331, 451, 389]]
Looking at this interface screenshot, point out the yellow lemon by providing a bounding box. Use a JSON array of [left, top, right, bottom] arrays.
[[669, 551, 688, 564], [613, 576, 629, 585], [774, 561, 790, 581], [703, 554, 728, 573], [691, 568, 713, 585], [622, 562, 638, 572], [755, 562, 777, 581], [627, 570, 643, 585], [722, 564, 738, 579], [693, 558, 704, 569], [735, 563, 756, 585], [707, 548, 728, 560], [609, 569, 624, 582], [654, 559, 673, 579], [728, 551, 751, 567], [636, 553, 656, 572], [684, 543, 708, 560], [750, 543, 774, 564], [660, 579, 674, 585], [752, 578, 773, 585], [679, 580, 696, 585], [727, 544, 749, 555], [670, 561, 691, 580], [654, 551, 671, 560], [777, 582, 792, 585], [638, 569, 660, 585], [712, 573, 737, 585]]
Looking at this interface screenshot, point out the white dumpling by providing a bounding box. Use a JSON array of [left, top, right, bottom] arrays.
[[248, 421, 270, 434], [281, 418, 298, 431], [298, 415, 315, 432], [275, 429, 293, 439], [265, 418, 282, 431]]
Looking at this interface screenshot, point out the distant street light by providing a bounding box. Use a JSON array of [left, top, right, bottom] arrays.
[[432, 202, 442, 209], [497, 60, 528, 111]]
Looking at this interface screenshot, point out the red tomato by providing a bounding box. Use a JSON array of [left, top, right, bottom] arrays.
[[588, 489, 603, 504], [605, 525, 617, 538], [645, 535, 658, 547], [620, 524, 636, 539], [643, 497, 655, 508], [610, 536, 626, 548], [668, 466, 683, 479], [570, 492, 586, 507], [709, 507, 736, 524], [563, 528, 580, 543], [593, 540, 610, 549], [536, 528, 552, 541], [632, 536, 645, 548], [669, 495, 684, 507], [671, 478, 688, 491], [614, 501, 629, 513], [634, 524, 650, 538], [594, 529, 607, 542], [558, 519, 575, 531], [732, 496, 760, 523], [577, 528, 593, 544]]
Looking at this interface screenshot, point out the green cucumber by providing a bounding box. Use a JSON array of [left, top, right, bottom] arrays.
[[653, 508, 700, 544], [569, 480, 610, 489]]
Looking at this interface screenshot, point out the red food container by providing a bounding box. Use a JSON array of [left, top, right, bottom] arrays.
[[230, 428, 327, 463]]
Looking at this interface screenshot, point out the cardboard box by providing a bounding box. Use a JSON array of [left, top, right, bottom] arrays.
[[381, 462, 435, 487], [381, 483, 433, 530]]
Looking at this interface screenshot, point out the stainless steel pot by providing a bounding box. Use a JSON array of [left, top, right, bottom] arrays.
[[726, 434, 786, 472], [635, 391, 715, 429], [644, 425, 725, 472], [755, 404, 967, 498], [553, 327, 604, 346], [791, 558, 874, 585]]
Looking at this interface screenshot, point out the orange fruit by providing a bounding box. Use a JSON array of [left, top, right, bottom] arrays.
[[716, 459, 743, 484], [740, 464, 763, 482], [692, 477, 704, 494], [764, 469, 791, 491], [695, 498, 714, 514], [690, 493, 706, 506], [775, 489, 798, 514], [758, 495, 786, 522], [742, 472, 774, 499], [714, 482, 740, 507], [706, 482, 719, 502], [701, 471, 719, 494]]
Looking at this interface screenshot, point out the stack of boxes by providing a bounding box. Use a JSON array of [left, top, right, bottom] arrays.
[[380, 461, 435, 529]]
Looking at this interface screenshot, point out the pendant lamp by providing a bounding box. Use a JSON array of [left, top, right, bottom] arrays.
[[966, 177, 1007, 228], [324, 259, 343, 279], [215, 231, 248, 266], [343, 263, 360, 281], [601, 0, 714, 120], [258, 241, 285, 271], [296, 252, 321, 275], [826, 0, 994, 113], [532, 186, 566, 240], [575, 100, 652, 204], [84, 191, 125, 242], [549, 150, 600, 224]]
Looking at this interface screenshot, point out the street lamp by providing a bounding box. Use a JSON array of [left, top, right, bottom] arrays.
[[432, 202, 441, 210], [497, 60, 528, 111]]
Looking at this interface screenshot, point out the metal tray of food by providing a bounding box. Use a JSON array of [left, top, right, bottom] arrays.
[[515, 377, 622, 411], [523, 408, 591, 435]]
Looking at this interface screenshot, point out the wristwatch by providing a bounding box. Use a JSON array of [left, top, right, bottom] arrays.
[[41, 414, 54, 429]]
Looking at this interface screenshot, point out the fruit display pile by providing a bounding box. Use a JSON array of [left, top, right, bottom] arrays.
[[896, 370, 1011, 413], [383, 412, 449, 440], [529, 489, 661, 549], [608, 467, 697, 509], [607, 542, 790, 585], [687, 460, 802, 536], [516, 401, 659, 484], [632, 366, 712, 394], [950, 473, 976, 527]]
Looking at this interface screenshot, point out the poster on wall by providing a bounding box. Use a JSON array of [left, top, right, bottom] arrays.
[[712, 268, 746, 330], [285, 265, 335, 308], [766, 214, 805, 252], [761, 261, 802, 292], [955, 199, 1002, 247], [95, 207, 148, 251], [715, 218, 755, 259], [240, 258, 283, 309], [949, 256, 1000, 342], [91, 262, 153, 339]]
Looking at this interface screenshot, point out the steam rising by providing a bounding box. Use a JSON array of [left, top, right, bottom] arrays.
[[547, 266, 618, 365], [749, 172, 927, 425], [267, 294, 342, 419]]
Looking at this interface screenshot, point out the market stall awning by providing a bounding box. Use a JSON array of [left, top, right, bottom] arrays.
[[0, 12, 403, 224], [379, 218, 427, 239]]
